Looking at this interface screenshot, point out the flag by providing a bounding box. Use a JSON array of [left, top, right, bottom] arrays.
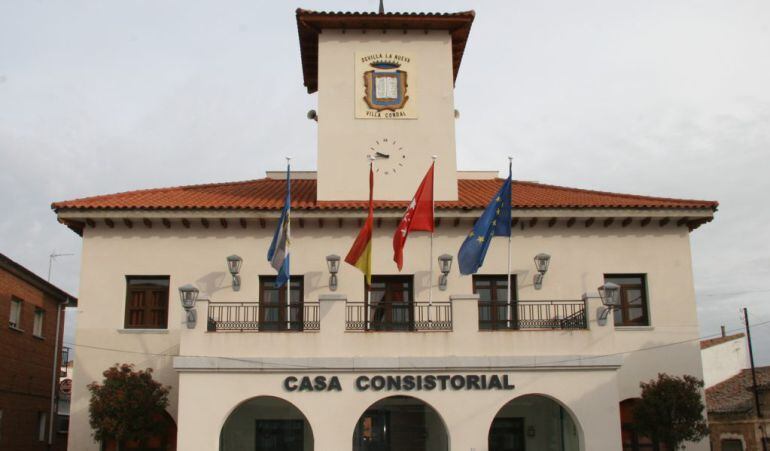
[[457, 163, 512, 275], [393, 162, 434, 270], [345, 163, 374, 284], [267, 162, 291, 287]]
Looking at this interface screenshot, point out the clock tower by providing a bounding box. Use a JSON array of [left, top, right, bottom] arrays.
[[296, 9, 475, 202]]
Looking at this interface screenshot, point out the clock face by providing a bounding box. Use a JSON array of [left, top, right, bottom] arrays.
[[369, 137, 407, 176]]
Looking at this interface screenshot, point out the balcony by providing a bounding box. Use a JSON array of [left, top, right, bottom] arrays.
[[478, 300, 587, 330], [344, 301, 453, 331], [206, 301, 320, 332]]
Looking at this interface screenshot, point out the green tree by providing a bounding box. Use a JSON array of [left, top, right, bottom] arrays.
[[633, 373, 709, 450], [88, 363, 171, 450]]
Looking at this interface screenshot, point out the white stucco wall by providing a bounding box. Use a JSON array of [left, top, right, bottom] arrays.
[[65, 217, 708, 451], [702, 336, 748, 388], [317, 30, 459, 201]]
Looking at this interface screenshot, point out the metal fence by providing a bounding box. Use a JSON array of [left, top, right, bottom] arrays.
[[207, 301, 320, 332], [345, 301, 453, 331], [478, 300, 587, 330]]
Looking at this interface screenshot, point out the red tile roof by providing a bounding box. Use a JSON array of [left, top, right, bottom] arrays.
[[707, 367, 770, 414], [700, 333, 745, 350], [296, 9, 475, 93], [51, 178, 718, 212]]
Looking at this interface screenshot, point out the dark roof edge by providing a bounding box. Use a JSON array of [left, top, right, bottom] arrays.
[[0, 253, 78, 306]]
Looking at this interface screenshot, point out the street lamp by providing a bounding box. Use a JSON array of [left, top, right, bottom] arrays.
[[533, 253, 551, 290], [226, 255, 243, 291], [438, 254, 453, 291], [178, 284, 199, 329], [326, 254, 340, 291]]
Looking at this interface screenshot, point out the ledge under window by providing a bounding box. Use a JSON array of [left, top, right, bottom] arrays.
[[615, 326, 654, 331], [117, 329, 169, 334], [8, 325, 24, 333], [33, 334, 45, 340]]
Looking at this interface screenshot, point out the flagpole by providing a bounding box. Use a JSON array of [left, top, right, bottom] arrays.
[[286, 156, 292, 330], [506, 156, 513, 329], [366, 155, 375, 331], [429, 156, 437, 324]]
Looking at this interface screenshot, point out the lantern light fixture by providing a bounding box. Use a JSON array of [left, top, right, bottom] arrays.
[[178, 284, 199, 329], [597, 282, 621, 320], [226, 255, 243, 291], [438, 254, 453, 291], [326, 254, 341, 291], [533, 253, 551, 290]]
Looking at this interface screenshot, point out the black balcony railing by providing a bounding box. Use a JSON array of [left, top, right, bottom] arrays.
[[345, 301, 453, 331], [207, 301, 320, 332], [478, 300, 587, 330]]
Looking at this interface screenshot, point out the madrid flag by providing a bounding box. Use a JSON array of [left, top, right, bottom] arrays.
[[393, 163, 434, 270]]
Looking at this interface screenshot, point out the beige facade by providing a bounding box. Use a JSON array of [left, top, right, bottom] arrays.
[[56, 7, 717, 451]]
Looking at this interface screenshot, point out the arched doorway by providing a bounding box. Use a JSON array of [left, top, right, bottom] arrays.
[[488, 394, 580, 451], [620, 398, 666, 451], [352, 395, 449, 451], [102, 411, 177, 450], [220, 396, 313, 451]]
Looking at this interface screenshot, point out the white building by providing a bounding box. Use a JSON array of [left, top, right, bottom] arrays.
[[701, 331, 748, 389], [53, 7, 719, 451]]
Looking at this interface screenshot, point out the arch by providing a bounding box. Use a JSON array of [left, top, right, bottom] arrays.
[[619, 397, 667, 451], [352, 394, 450, 451], [102, 410, 177, 451], [488, 393, 582, 451], [220, 395, 314, 451]]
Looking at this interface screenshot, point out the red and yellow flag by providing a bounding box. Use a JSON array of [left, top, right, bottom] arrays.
[[345, 163, 374, 284]]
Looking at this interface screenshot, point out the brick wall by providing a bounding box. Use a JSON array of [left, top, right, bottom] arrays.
[[0, 267, 68, 451]]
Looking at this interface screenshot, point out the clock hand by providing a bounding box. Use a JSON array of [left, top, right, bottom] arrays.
[[375, 152, 390, 159]]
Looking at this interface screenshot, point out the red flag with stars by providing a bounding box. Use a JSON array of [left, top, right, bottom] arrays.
[[393, 163, 434, 270]]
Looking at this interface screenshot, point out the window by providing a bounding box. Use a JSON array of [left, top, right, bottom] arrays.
[[37, 412, 47, 441], [473, 275, 516, 330], [620, 399, 666, 451], [721, 439, 743, 451], [259, 276, 304, 331], [124, 276, 170, 329], [605, 274, 650, 327], [367, 275, 413, 331], [9, 297, 22, 329], [33, 308, 45, 337]]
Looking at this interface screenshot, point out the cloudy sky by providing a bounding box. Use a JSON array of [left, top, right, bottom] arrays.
[[2, 0, 769, 363]]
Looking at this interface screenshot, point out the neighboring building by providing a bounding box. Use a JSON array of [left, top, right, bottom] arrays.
[[706, 367, 770, 451], [52, 7, 718, 451], [701, 330, 748, 388], [0, 252, 77, 451]]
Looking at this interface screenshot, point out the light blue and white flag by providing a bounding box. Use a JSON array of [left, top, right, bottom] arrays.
[[267, 162, 291, 287]]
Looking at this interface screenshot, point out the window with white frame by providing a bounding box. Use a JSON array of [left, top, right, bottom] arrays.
[[33, 308, 44, 337], [9, 297, 22, 329]]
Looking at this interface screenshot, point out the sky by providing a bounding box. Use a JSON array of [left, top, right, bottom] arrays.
[[1, 0, 769, 363]]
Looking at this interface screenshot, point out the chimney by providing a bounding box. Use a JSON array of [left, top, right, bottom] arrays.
[[721, 325, 726, 337]]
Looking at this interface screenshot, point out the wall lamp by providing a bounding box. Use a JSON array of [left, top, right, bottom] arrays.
[[178, 284, 199, 329], [582, 282, 621, 325], [533, 253, 551, 290], [326, 254, 340, 291], [438, 254, 453, 291], [226, 255, 243, 291]]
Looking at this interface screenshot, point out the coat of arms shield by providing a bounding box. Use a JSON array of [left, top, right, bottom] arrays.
[[363, 66, 409, 112]]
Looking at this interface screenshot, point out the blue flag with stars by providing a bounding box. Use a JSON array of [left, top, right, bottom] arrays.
[[458, 163, 512, 275]]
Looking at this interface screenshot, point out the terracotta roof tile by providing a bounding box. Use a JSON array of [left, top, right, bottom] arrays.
[[707, 367, 770, 414], [700, 333, 745, 350], [51, 178, 718, 212]]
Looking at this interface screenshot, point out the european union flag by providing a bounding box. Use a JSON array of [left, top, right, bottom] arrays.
[[458, 164, 512, 275]]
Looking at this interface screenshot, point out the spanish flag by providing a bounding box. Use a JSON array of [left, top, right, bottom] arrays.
[[345, 162, 374, 284]]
